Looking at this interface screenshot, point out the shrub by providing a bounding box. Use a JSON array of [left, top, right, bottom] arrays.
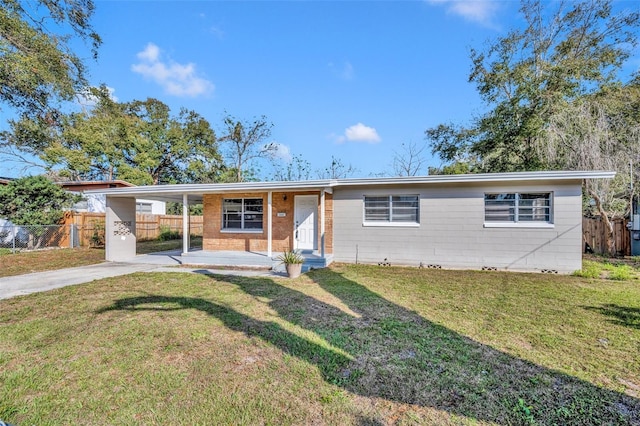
[[158, 225, 180, 241]]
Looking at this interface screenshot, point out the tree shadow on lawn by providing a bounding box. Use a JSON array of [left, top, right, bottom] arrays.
[[97, 270, 640, 425], [583, 304, 640, 330]]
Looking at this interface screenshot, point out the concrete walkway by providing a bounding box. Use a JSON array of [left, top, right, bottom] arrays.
[[0, 252, 279, 300]]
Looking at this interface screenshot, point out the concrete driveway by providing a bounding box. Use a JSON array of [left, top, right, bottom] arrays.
[[0, 262, 161, 300], [0, 252, 278, 300]]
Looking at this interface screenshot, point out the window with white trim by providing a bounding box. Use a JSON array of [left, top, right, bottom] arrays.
[[136, 202, 153, 214], [364, 195, 419, 223], [484, 192, 551, 223], [222, 198, 263, 230]]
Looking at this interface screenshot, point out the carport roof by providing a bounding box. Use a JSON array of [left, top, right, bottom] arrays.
[[86, 170, 615, 203]]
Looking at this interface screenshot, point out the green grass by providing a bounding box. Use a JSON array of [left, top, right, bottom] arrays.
[[0, 237, 203, 277], [136, 236, 202, 254], [574, 259, 638, 280], [1, 265, 639, 425], [0, 247, 106, 277]]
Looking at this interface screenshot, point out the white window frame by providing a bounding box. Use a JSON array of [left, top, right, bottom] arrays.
[[484, 192, 554, 228], [136, 202, 153, 214], [363, 195, 420, 227], [221, 198, 264, 233]]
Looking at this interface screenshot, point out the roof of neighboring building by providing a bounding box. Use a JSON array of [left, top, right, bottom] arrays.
[[58, 180, 135, 191], [0, 177, 14, 185], [84, 170, 616, 204]]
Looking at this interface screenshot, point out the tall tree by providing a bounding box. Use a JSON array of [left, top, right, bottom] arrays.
[[219, 114, 276, 182], [2, 89, 223, 185], [0, 0, 101, 120], [427, 0, 640, 173], [540, 86, 640, 254]]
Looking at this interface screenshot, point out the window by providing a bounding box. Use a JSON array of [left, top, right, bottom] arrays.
[[136, 202, 153, 214], [484, 193, 551, 223], [364, 195, 419, 224], [222, 198, 263, 230]]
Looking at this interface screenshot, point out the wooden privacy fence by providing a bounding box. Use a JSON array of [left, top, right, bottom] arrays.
[[582, 217, 630, 256], [64, 212, 204, 247]]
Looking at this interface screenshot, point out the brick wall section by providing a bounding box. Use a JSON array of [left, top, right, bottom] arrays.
[[202, 191, 333, 254], [324, 192, 333, 254]]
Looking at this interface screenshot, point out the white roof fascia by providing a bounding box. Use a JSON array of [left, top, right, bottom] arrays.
[[332, 170, 615, 187], [89, 170, 615, 198], [87, 179, 333, 197]]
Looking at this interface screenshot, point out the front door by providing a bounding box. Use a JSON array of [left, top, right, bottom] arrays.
[[294, 195, 317, 251]]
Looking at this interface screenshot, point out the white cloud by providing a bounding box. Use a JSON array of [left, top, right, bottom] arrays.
[[427, 0, 500, 26], [131, 43, 214, 97], [335, 123, 381, 144], [266, 142, 292, 162], [328, 61, 355, 80]]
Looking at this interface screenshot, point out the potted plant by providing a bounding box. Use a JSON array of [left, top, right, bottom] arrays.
[[278, 250, 305, 278]]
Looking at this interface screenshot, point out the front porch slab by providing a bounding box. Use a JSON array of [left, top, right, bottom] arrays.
[[181, 250, 333, 272]]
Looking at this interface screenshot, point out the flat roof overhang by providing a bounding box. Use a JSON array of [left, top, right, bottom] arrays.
[[87, 170, 616, 203]]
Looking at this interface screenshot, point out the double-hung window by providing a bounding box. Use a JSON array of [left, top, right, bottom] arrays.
[[364, 195, 419, 225], [222, 198, 263, 231], [484, 192, 552, 224]]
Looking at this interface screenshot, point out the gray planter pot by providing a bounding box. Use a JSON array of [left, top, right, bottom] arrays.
[[285, 263, 303, 278]]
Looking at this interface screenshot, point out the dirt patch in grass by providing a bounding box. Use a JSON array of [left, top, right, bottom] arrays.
[[1, 265, 639, 425]]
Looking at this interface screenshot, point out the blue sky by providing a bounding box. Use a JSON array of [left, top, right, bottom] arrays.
[[3, 1, 639, 180]]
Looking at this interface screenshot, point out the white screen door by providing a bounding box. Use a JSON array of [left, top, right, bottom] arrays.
[[294, 195, 317, 251]]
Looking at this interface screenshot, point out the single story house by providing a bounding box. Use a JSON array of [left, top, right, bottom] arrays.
[[90, 170, 614, 273]]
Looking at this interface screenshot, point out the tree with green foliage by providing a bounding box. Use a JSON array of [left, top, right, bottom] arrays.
[[0, 0, 101, 120], [3, 88, 224, 185], [425, 0, 640, 254], [0, 175, 79, 225], [427, 0, 640, 173], [540, 83, 640, 254]]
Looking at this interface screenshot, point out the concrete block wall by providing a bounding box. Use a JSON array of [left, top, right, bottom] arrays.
[[332, 181, 583, 273]]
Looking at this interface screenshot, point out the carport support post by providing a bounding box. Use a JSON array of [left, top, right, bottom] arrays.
[[267, 191, 272, 257], [105, 196, 136, 261], [321, 190, 325, 258], [182, 194, 190, 255]]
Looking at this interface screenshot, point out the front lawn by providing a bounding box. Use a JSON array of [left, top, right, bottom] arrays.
[[0, 237, 203, 277], [0, 265, 638, 424], [0, 247, 105, 277]]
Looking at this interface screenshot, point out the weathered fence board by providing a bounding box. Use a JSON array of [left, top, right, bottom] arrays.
[[582, 217, 630, 256], [64, 212, 204, 247]]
